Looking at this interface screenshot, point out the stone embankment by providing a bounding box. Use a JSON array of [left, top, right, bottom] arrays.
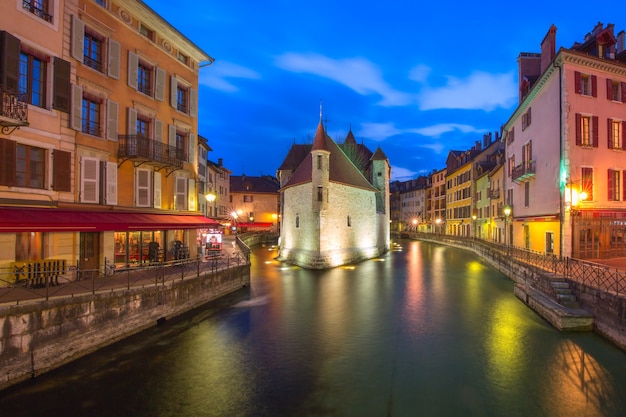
[[0, 262, 250, 391]]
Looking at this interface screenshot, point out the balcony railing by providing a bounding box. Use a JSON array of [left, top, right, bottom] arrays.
[[512, 160, 536, 182], [488, 188, 500, 199], [118, 135, 184, 170], [22, 0, 52, 22], [0, 89, 29, 134]]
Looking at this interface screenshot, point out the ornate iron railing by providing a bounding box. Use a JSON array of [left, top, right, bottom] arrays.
[[118, 134, 184, 168]]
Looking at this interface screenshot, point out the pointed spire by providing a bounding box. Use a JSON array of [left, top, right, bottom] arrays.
[[312, 119, 327, 151], [344, 125, 357, 144]]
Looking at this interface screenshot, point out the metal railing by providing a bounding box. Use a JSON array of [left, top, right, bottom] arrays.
[[1, 89, 28, 123], [118, 135, 185, 168], [409, 232, 626, 297], [0, 252, 249, 305]]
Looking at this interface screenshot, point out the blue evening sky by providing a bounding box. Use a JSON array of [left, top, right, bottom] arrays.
[[148, 1, 626, 180]]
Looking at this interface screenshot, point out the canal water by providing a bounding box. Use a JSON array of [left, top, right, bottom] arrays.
[[2, 240, 626, 417]]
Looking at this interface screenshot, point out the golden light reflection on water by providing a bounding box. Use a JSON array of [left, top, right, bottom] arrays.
[[543, 339, 620, 417]]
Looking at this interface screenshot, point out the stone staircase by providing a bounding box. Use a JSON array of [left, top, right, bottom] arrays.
[[550, 279, 580, 308]]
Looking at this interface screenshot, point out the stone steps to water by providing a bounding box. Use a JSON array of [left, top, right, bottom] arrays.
[[550, 279, 580, 309]]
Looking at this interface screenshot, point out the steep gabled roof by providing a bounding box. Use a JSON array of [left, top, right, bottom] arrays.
[[371, 146, 388, 161], [281, 121, 377, 192]]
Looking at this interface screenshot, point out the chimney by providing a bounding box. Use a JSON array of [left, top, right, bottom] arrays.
[[540, 24, 557, 74], [617, 31, 625, 54], [218, 158, 223, 166]]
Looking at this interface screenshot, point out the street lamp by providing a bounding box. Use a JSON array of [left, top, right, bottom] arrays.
[[205, 192, 216, 218], [503, 205, 511, 250], [435, 218, 442, 235], [472, 214, 477, 239]]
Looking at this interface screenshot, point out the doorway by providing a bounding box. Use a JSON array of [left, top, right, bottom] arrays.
[[79, 232, 101, 279]]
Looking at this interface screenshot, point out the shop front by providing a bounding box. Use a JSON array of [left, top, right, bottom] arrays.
[[0, 208, 219, 273]]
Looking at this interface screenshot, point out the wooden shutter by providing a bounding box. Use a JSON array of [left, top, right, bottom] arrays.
[[71, 15, 85, 61], [608, 118, 613, 149], [188, 179, 195, 211], [105, 162, 117, 205], [80, 157, 99, 203], [591, 75, 597, 97], [107, 38, 120, 79], [155, 67, 165, 101], [0, 138, 16, 186], [127, 107, 137, 134], [621, 83, 626, 103], [52, 57, 71, 113], [71, 84, 83, 131], [592, 116, 599, 147], [176, 176, 187, 210], [168, 124, 176, 148], [607, 78, 613, 100], [136, 169, 150, 207], [106, 100, 118, 141], [622, 121, 626, 151], [575, 113, 581, 146], [189, 87, 197, 117], [188, 133, 196, 164], [154, 119, 162, 142], [52, 149, 71, 192], [574, 71, 581, 94], [622, 170, 626, 201], [127, 51, 138, 89], [153, 171, 161, 208], [0, 31, 20, 93], [170, 75, 177, 108], [608, 170, 614, 201]]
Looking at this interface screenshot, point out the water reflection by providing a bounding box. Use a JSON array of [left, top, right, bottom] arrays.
[[1, 240, 626, 417]]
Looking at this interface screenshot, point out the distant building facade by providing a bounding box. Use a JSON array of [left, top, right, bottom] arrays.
[[229, 174, 280, 233], [276, 120, 390, 269]]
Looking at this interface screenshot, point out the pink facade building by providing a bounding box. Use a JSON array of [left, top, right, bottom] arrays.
[[504, 23, 626, 259]]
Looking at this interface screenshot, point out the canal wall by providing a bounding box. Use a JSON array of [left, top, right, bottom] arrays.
[[0, 265, 250, 391]]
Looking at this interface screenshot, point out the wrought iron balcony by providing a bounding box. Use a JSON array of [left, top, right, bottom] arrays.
[[22, 0, 52, 22], [512, 160, 536, 182], [488, 188, 500, 199], [0, 89, 29, 134], [118, 135, 184, 173]]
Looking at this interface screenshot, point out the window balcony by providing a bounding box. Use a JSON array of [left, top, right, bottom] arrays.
[[512, 160, 536, 182], [0, 89, 29, 134], [118, 135, 183, 174], [488, 188, 500, 199]]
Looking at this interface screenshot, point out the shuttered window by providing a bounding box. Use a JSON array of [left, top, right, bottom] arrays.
[[52, 57, 70, 112], [0, 138, 16, 186], [80, 156, 99, 203], [53, 150, 71, 192], [136, 168, 151, 207]]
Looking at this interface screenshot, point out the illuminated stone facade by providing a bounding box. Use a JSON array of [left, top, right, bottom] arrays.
[[276, 120, 390, 269]]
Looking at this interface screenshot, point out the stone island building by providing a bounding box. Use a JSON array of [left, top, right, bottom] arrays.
[[276, 119, 390, 269]]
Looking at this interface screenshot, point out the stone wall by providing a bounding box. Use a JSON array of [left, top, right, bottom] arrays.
[[570, 281, 626, 350], [0, 265, 249, 391]]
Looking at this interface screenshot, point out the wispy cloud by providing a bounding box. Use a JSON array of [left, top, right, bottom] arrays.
[[413, 123, 483, 138], [199, 61, 260, 92], [390, 166, 418, 181], [408, 64, 431, 83], [357, 122, 484, 142], [418, 71, 517, 111], [275, 53, 412, 106], [417, 142, 447, 154]]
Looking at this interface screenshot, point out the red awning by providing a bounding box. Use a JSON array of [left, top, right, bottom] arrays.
[[0, 208, 218, 232]]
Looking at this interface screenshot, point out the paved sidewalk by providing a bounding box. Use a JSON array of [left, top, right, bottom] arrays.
[[0, 241, 246, 306]]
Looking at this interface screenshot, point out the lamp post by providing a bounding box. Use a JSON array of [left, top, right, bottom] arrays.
[[435, 217, 442, 236], [205, 192, 216, 218], [472, 214, 477, 240], [503, 205, 511, 252]]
